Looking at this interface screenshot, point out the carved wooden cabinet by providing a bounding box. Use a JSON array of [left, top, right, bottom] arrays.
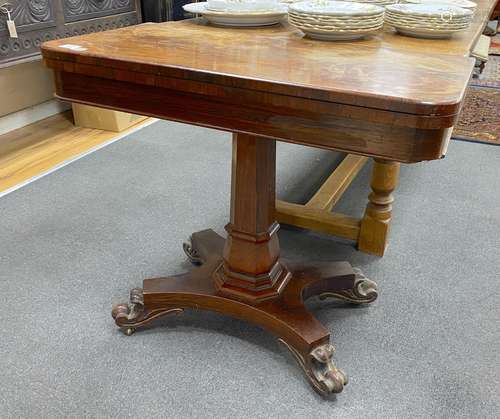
[[0, 0, 141, 67]]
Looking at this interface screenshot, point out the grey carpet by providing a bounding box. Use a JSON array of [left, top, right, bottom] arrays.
[[1, 120, 499, 419]]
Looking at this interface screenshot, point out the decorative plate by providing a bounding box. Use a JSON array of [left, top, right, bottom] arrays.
[[401, 0, 477, 10], [386, 3, 473, 17], [289, 1, 385, 16], [296, 25, 383, 40], [207, 0, 280, 12], [394, 26, 468, 38], [183, 2, 288, 26]]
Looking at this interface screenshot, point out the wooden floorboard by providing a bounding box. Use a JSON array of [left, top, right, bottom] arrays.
[[0, 111, 152, 195]]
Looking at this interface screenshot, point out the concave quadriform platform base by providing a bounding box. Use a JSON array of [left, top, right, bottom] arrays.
[[112, 133, 378, 397], [112, 229, 378, 396]]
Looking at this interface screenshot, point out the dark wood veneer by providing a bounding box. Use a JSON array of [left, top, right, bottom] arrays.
[[41, 19, 476, 117], [51, 70, 452, 163]]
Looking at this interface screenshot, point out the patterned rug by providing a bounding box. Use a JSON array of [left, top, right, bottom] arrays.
[[470, 55, 500, 89], [452, 86, 500, 145], [490, 35, 500, 55]]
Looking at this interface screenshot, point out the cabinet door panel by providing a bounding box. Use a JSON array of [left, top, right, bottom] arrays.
[[63, 0, 135, 23], [1, 0, 140, 66], [0, 0, 56, 35]]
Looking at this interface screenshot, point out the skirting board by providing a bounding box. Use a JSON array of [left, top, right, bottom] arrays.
[[0, 99, 71, 136]]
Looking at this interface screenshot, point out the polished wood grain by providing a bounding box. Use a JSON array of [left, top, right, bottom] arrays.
[[0, 112, 152, 194], [217, 134, 291, 304], [40, 3, 500, 162], [47, 70, 454, 162], [41, 19, 476, 116], [41, 0, 498, 123]]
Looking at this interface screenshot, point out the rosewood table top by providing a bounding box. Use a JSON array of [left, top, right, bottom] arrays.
[[41, 0, 494, 114], [40, 0, 495, 163], [43, 20, 475, 116]]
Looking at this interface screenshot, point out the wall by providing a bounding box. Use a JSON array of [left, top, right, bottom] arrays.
[[0, 59, 55, 117], [0, 58, 71, 135]]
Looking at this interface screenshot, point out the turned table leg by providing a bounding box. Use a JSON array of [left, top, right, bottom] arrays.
[[358, 159, 400, 256], [112, 133, 379, 397]]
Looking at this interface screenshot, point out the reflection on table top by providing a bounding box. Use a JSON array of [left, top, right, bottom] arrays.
[[41, 0, 496, 117]]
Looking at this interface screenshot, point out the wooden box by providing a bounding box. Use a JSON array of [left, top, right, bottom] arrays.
[[72, 104, 147, 132]]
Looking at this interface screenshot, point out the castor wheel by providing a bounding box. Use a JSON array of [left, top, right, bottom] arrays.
[[182, 237, 202, 265], [124, 327, 136, 336]]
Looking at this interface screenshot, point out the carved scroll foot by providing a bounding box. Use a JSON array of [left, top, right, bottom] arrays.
[[111, 288, 183, 335], [183, 236, 202, 265], [281, 340, 348, 395], [319, 268, 378, 304]]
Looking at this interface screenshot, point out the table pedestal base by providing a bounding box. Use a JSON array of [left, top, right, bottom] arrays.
[[112, 229, 378, 396]]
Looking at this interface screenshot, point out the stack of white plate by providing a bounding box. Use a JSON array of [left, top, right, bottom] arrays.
[[183, 0, 288, 27], [289, 1, 385, 40], [385, 3, 473, 38], [346, 0, 399, 7], [400, 0, 476, 11]]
